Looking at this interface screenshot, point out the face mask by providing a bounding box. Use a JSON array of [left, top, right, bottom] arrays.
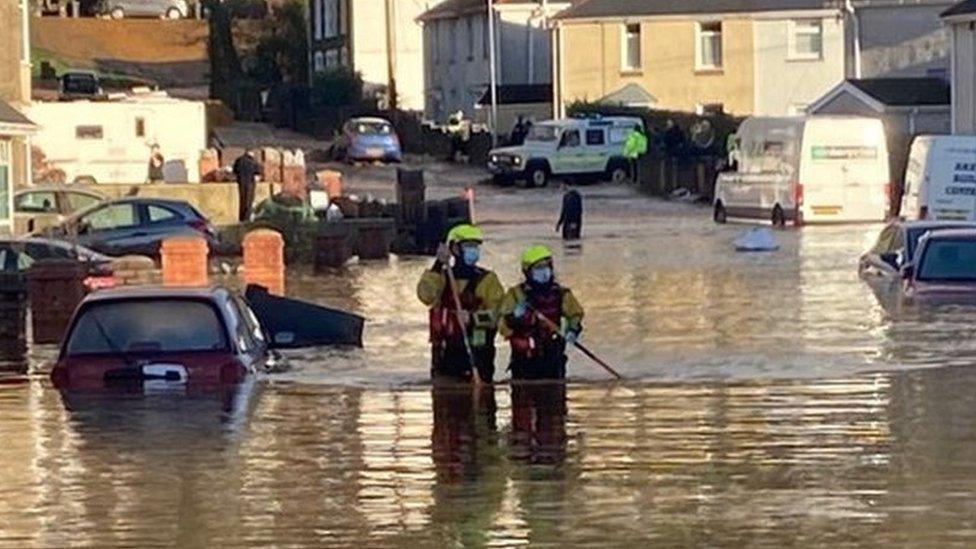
[[461, 246, 480, 266], [531, 266, 553, 285]]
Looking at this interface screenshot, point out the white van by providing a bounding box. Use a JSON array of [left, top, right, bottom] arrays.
[[714, 116, 890, 226], [900, 135, 976, 221], [487, 116, 641, 187]]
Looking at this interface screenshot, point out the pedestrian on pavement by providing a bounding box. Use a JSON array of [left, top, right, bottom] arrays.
[[233, 150, 261, 222], [623, 124, 648, 184], [417, 223, 505, 383], [556, 182, 583, 241], [499, 245, 584, 380], [147, 144, 165, 183]]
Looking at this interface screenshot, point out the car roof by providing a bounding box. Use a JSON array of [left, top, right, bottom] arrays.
[[921, 228, 976, 240], [15, 186, 105, 197], [898, 220, 976, 231], [350, 117, 391, 124], [81, 285, 232, 305]]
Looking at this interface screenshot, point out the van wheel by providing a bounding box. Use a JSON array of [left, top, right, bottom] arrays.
[[525, 163, 549, 188], [165, 6, 182, 18], [110, 7, 124, 18], [771, 205, 786, 228], [607, 162, 629, 184], [714, 202, 727, 224]]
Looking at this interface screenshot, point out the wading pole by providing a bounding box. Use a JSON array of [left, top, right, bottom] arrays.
[[530, 308, 623, 380], [445, 263, 483, 386]]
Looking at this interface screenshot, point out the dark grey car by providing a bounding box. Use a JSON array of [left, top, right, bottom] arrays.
[[40, 197, 217, 258]]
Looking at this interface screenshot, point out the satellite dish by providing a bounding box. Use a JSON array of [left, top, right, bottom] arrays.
[[690, 119, 716, 150]]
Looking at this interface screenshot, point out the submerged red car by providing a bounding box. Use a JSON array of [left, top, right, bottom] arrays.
[[51, 286, 272, 392], [903, 229, 976, 304]]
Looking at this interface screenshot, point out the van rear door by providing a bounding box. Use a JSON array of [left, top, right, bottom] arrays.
[[801, 119, 888, 222]]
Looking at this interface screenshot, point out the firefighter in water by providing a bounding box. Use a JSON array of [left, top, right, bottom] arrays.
[[499, 245, 584, 380], [417, 224, 505, 382]]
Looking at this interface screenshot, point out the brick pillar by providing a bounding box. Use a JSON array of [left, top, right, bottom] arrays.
[[27, 259, 87, 344], [243, 229, 285, 295], [161, 237, 209, 287], [316, 169, 343, 198], [110, 255, 158, 286]]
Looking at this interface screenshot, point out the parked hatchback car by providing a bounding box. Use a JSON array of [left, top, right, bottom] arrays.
[[40, 197, 218, 257], [331, 117, 402, 163], [99, 0, 188, 19], [13, 186, 105, 235], [902, 229, 976, 304], [0, 236, 115, 289], [50, 286, 269, 392], [859, 220, 976, 282]]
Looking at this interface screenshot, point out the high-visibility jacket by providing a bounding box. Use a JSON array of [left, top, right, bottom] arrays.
[[417, 265, 504, 348], [623, 130, 648, 159], [498, 282, 584, 353]]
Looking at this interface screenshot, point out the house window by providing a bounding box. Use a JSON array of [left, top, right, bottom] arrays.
[[466, 17, 474, 60], [76, 125, 103, 140], [135, 117, 145, 138], [449, 19, 457, 63], [482, 15, 490, 59], [622, 23, 641, 71], [325, 50, 339, 68], [313, 0, 323, 40], [696, 21, 723, 70], [789, 19, 823, 60], [314, 51, 325, 73], [324, 0, 338, 39]]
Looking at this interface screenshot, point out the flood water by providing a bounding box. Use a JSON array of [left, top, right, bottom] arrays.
[[4, 185, 976, 547]]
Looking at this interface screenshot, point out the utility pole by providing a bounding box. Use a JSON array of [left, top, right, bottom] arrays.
[[488, 0, 498, 146], [385, 0, 398, 110]]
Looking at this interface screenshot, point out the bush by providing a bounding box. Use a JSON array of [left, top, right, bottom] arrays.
[[311, 68, 365, 108]]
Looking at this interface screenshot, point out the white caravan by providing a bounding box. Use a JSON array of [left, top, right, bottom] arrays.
[[25, 91, 207, 184], [901, 135, 976, 221], [714, 116, 890, 226]]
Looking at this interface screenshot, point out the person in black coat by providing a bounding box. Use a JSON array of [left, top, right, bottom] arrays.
[[232, 151, 261, 222], [555, 182, 583, 241]]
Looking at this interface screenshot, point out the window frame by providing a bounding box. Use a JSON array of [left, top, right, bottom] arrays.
[[585, 129, 606, 146], [621, 22, 642, 72], [695, 21, 724, 71], [76, 125, 104, 140], [788, 18, 824, 61]]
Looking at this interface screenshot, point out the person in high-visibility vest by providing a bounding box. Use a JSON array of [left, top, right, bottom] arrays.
[[623, 124, 649, 183], [498, 245, 584, 380], [417, 224, 505, 382]]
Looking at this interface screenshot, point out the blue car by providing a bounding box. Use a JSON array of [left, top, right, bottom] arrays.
[[40, 197, 218, 258], [332, 117, 402, 163]]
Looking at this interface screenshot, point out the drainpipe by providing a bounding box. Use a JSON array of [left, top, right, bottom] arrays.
[[488, 0, 498, 145], [527, 17, 534, 84], [844, 0, 862, 79]]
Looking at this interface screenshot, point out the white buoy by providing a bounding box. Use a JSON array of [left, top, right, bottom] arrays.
[[734, 227, 779, 252]]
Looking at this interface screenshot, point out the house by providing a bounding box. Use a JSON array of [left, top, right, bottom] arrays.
[[0, 0, 35, 235], [809, 77, 951, 200], [418, 0, 570, 125], [551, 0, 957, 118], [307, 0, 443, 112], [942, 0, 976, 133]]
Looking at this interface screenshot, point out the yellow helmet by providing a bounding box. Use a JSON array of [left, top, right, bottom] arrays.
[[521, 244, 553, 270], [447, 223, 483, 244]]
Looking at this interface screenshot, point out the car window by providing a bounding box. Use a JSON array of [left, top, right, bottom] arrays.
[[560, 130, 581, 148], [83, 203, 138, 231], [527, 125, 558, 142], [147, 205, 179, 224], [66, 192, 101, 213], [66, 300, 229, 354], [586, 129, 606, 146], [24, 242, 73, 260], [918, 239, 976, 281], [15, 192, 58, 214]]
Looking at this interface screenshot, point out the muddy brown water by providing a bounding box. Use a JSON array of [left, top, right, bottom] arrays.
[[3, 186, 976, 547]]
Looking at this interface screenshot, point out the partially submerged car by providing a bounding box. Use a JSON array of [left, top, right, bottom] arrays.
[[331, 117, 402, 163], [0, 236, 115, 290], [51, 286, 271, 391], [50, 285, 365, 392], [859, 220, 976, 282], [902, 229, 976, 304]]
